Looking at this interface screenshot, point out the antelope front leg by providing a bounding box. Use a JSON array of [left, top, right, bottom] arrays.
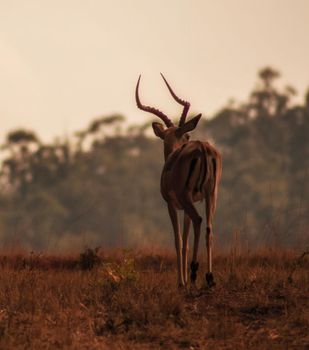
[[180, 194, 202, 286], [182, 213, 191, 285], [167, 203, 184, 287]]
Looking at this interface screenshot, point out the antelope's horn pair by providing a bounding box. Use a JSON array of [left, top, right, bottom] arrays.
[[135, 74, 191, 128]]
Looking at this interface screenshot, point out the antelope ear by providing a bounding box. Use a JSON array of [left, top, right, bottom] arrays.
[[177, 114, 202, 136], [152, 122, 165, 139]]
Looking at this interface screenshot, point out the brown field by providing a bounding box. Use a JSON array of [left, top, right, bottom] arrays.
[[0, 248, 308, 349]]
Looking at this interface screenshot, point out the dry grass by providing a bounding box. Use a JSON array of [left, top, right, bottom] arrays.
[[0, 248, 308, 349]]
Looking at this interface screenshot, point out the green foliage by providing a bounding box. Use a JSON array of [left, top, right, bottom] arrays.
[[0, 67, 308, 249], [99, 258, 140, 292], [5, 129, 39, 145]]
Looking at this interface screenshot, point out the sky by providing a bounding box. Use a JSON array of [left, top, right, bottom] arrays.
[[1, 0, 309, 142]]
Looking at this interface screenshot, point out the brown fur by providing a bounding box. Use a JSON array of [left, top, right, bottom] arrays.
[[136, 74, 222, 287]]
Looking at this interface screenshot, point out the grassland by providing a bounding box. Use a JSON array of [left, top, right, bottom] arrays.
[[0, 248, 308, 349]]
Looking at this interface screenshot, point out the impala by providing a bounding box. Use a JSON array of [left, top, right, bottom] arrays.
[[135, 74, 222, 287]]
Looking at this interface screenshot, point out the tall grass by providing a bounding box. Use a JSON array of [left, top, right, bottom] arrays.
[[0, 248, 308, 349]]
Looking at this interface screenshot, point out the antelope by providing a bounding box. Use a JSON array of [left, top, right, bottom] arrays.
[[135, 74, 222, 288]]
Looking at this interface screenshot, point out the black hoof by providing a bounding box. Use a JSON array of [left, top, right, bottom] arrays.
[[190, 261, 199, 282], [206, 273, 216, 287]]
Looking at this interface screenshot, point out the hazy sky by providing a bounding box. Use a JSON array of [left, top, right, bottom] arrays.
[[1, 0, 309, 142]]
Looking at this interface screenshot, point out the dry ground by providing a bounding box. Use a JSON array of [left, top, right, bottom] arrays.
[[0, 248, 308, 349]]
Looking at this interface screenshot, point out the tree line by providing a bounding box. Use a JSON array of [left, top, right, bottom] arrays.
[[0, 67, 308, 250]]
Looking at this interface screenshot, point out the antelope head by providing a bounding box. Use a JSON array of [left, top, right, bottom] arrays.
[[136, 74, 202, 159]]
